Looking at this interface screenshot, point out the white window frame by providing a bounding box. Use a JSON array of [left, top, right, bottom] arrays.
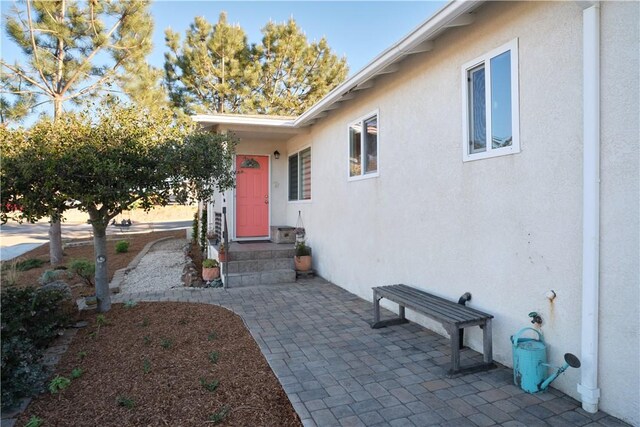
[[461, 39, 520, 162], [288, 145, 312, 203], [347, 109, 380, 181]]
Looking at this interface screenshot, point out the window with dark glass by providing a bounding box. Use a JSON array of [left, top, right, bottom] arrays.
[[288, 148, 311, 201], [349, 113, 378, 178]]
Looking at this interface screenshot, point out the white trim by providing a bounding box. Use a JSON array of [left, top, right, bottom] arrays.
[[232, 154, 271, 240], [287, 145, 313, 202], [347, 109, 381, 182], [461, 38, 520, 162]]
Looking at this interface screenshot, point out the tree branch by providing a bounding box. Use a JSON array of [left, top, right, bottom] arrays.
[[1, 61, 52, 94], [26, 0, 54, 93], [60, 14, 124, 94], [63, 57, 124, 101]]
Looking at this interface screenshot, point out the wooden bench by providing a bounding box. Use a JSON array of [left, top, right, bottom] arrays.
[[371, 284, 495, 377]]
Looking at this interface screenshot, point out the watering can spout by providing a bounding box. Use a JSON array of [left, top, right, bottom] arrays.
[[539, 353, 581, 391]]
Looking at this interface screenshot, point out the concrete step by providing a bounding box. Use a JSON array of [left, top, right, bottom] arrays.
[[223, 258, 294, 274], [226, 269, 296, 287], [230, 247, 295, 261]]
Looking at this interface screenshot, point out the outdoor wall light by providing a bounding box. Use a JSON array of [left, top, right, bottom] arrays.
[[273, 150, 280, 159]]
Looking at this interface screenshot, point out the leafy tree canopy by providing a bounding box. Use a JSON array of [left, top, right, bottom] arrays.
[[1, 99, 237, 311], [164, 12, 348, 116]]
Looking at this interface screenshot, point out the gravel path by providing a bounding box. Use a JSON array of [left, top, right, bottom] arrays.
[[120, 238, 187, 294]]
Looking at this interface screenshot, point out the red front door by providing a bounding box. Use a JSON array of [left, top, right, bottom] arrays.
[[235, 155, 269, 238]]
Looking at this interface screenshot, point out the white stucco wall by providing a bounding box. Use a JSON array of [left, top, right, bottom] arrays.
[[284, 2, 639, 423], [598, 1, 639, 423]]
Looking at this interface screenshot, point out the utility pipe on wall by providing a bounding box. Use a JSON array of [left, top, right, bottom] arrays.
[[578, 1, 601, 414]]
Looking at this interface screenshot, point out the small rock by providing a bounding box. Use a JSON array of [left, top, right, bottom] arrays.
[[73, 321, 89, 328]]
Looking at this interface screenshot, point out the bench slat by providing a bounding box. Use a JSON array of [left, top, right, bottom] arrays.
[[377, 286, 470, 323], [375, 284, 492, 326], [383, 285, 476, 321], [392, 284, 492, 321]]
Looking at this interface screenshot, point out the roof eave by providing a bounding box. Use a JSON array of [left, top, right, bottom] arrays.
[[294, 0, 484, 127]]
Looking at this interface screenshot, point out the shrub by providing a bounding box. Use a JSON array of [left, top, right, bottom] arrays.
[[1, 337, 47, 409], [67, 259, 95, 286], [7, 258, 45, 272], [39, 269, 71, 285], [1, 286, 72, 410], [192, 212, 199, 246], [115, 240, 130, 253], [1, 286, 72, 348], [200, 208, 208, 250]]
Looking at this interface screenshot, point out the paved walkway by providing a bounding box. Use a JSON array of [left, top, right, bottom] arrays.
[[113, 279, 629, 427]]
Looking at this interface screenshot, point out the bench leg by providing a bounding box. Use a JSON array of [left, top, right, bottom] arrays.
[[450, 326, 461, 374], [372, 290, 381, 326], [482, 319, 493, 364], [371, 292, 409, 329]]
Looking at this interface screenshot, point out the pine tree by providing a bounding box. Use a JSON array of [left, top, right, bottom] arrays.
[[164, 14, 348, 116], [1, 0, 161, 264], [165, 12, 256, 115], [253, 19, 348, 115]]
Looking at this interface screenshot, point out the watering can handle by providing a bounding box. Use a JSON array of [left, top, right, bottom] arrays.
[[512, 327, 544, 345]]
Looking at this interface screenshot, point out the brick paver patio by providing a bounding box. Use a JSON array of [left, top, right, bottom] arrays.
[[113, 278, 630, 427]]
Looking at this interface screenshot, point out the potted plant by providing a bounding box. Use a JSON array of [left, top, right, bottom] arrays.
[[202, 259, 220, 281], [217, 243, 227, 262], [294, 240, 312, 272]]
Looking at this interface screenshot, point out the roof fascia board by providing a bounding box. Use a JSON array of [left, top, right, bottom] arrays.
[[294, 0, 483, 127], [192, 114, 296, 128]]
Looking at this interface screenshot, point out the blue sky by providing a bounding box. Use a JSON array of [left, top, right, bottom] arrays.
[[151, 1, 445, 75], [1, 0, 445, 120]]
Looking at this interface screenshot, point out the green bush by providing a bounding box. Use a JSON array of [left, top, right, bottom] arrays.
[[1, 287, 72, 410], [200, 208, 208, 250], [67, 258, 95, 286], [2, 258, 45, 272], [192, 212, 199, 246], [115, 240, 130, 253], [39, 269, 72, 285], [1, 337, 47, 409]]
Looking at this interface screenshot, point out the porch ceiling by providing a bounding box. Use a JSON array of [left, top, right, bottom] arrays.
[[203, 124, 307, 141]]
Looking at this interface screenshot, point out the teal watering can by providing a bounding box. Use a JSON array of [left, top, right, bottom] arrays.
[[511, 327, 581, 394]]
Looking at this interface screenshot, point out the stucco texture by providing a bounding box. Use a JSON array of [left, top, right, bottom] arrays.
[[280, 1, 638, 424]]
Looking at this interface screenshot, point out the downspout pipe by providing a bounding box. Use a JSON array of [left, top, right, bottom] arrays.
[[578, 1, 601, 414]]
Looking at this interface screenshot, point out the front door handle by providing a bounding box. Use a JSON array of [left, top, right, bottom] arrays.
[[264, 195, 269, 204]]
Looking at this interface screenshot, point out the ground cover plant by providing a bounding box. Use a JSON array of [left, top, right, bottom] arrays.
[[17, 302, 301, 426]]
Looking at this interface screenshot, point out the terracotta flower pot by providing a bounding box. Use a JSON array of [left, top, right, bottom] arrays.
[[202, 267, 220, 281], [294, 255, 312, 272]]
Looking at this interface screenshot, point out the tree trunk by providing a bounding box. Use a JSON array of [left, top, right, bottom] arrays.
[[48, 218, 64, 265], [92, 222, 111, 312], [48, 98, 65, 265]]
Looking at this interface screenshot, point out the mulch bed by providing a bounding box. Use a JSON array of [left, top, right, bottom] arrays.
[[18, 302, 301, 427], [2, 230, 185, 300]]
